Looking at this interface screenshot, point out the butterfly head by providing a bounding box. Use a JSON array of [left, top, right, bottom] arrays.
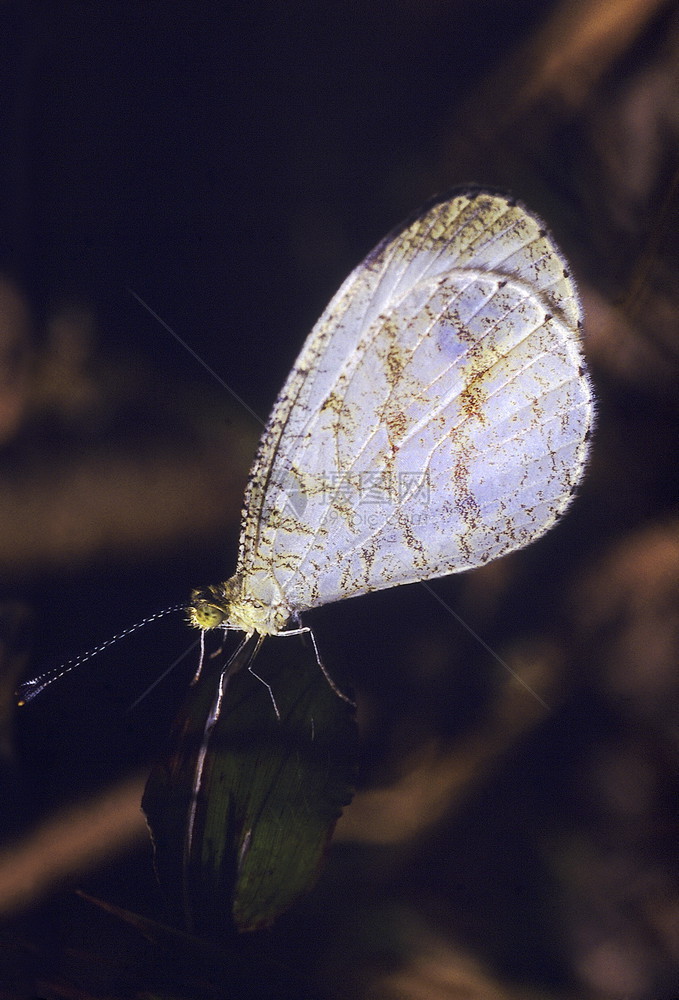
[[187, 584, 230, 630]]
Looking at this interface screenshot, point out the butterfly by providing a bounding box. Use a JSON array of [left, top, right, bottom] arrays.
[[188, 188, 593, 661]]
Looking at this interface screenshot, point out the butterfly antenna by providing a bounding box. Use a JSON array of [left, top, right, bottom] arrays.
[[16, 603, 186, 705]]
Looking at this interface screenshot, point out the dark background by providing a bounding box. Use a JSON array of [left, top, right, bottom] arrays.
[[1, 2, 678, 998]]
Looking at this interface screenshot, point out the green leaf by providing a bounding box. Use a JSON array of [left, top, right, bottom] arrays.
[[143, 633, 357, 936]]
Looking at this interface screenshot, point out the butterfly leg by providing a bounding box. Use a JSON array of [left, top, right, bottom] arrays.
[[190, 629, 207, 685], [278, 625, 356, 707], [191, 625, 244, 685], [245, 634, 280, 720]]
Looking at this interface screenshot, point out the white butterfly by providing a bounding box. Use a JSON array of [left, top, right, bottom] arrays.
[[189, 189, 593, 650]]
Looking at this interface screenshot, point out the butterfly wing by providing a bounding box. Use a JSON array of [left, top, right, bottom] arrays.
[[238, 190, 593, 614]]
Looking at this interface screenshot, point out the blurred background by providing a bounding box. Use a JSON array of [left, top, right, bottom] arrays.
[[0, 1, 678, 997]]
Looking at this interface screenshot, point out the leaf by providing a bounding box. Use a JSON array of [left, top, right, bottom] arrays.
[[143, 633, 357, 936]]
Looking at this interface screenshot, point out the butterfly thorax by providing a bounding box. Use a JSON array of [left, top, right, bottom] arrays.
[[187, 575, 292, 636]]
